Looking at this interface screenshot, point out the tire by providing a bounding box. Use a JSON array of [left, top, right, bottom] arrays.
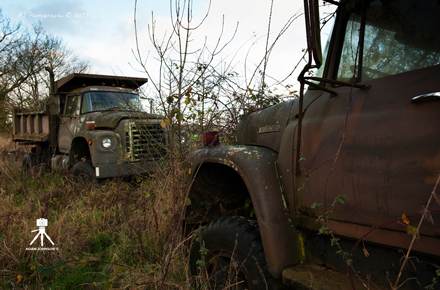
[[22, 153, 36, 177], [72, 160, 97, 184], [189, 216, 284, 290]]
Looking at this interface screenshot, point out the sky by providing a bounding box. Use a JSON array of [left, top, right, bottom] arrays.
[[1, 0, 336, 96]]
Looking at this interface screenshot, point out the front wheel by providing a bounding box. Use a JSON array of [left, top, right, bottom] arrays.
[[72, 160, 97, 184], [189, 216, 284, 290]]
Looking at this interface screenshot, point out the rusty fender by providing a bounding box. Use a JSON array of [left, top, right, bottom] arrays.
[[187, 145, 301, 278]]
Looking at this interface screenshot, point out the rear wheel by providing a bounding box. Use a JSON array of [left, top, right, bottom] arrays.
[[72, 160, 97, 184], [189, 216, 284, 290]]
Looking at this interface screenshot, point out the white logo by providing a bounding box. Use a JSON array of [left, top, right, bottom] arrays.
[[26, 218, 58, 251]]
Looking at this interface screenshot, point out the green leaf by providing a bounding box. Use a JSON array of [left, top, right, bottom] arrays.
[[185, 198, 191, 206], [184, 98, 190, 105], [199, 247, 209, 255], [176, 113, 184, 121], [406, 226, 420, 239]]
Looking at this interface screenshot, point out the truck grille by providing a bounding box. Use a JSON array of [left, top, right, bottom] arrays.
[[126, 122, 167, 162]]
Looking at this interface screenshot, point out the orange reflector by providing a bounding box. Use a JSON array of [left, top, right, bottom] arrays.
[[88, 140, 92, 145], [203, 131, 219, 146]]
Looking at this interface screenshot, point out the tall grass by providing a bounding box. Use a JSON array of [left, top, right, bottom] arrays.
[[0, 137, 192, 289]]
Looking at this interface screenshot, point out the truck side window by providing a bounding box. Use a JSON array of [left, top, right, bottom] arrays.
[[64, 95, 78, 116], [337, 1, 440, 83]]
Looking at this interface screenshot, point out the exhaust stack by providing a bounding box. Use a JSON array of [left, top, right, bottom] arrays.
[[44, 67, 55, 94]]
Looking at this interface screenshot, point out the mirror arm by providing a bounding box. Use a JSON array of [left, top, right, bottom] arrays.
[[303, 80, 338, 97]]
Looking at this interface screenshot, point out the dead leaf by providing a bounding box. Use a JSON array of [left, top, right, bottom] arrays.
[[402, 212, 410, 225], [363, 247, 370, 258], [160, 119, 170, 128], [362, 240, 370, 257], [422, 206, 434, 225]]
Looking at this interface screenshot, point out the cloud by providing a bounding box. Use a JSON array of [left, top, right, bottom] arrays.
[[3, 0, 336, 90]]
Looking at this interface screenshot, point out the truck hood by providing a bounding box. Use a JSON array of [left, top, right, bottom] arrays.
[[236, 100, 294, 153], [94, 111, 163, 128], [236, 90, 323, 152]]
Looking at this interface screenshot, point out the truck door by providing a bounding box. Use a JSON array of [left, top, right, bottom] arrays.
[[299, 1, 440, 240], [58, 94, 81, 152]]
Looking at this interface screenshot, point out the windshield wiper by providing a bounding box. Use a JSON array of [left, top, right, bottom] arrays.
[[101, 106, 124, 111]]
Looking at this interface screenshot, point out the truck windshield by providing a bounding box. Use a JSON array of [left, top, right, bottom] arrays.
[[337, 0, 440, 82], [81, 92, 142, 114]]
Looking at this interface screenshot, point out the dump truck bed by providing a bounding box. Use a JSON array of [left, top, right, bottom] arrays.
[[12, 105, 51, 143]]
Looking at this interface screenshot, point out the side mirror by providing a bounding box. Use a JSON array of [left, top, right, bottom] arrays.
[[305, 0, 322, 66]]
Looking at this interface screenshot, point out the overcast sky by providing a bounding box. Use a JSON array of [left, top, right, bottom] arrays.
[[2, 1, 335, 94]]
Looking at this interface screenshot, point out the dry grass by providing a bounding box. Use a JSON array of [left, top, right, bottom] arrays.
[[0, 136, 193, 289]]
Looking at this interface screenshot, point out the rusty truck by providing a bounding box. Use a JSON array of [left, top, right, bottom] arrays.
[[12, 71, 166, 182], [186, 0, 440, 289]]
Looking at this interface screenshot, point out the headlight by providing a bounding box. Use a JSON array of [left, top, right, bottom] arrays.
[[102, 138, 112, 149]]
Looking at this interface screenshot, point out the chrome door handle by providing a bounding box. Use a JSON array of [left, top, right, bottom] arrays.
[[411, 92, 440, 103]]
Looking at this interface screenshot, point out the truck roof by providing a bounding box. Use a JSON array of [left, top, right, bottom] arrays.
[[55, 73, 148, 93]]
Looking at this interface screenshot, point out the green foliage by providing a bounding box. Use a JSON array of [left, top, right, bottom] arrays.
[[199, 247, 209, 255], [311, 202, 323, 209], [196, 259, 206, 270], [425, 269, 440, 290], [318, 226, 332, 235], [330, 237, 340, 246], [406, 226, 420, 239], [332, 194, 349, 206], [200, 197, 213, 208]]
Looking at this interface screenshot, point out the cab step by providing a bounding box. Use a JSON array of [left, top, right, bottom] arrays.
[[282, 263, 388, 290]]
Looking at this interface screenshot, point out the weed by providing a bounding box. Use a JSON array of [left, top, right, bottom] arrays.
[[0, 137, 192, 289]]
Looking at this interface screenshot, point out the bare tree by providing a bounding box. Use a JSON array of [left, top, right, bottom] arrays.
[[133, 0, 240, 153], [0, 10, 90, 132]]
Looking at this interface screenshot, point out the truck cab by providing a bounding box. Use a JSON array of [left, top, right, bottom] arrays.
[[186, 1, 440, 289]]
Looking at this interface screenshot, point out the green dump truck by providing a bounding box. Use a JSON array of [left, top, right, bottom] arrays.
[[13, 71, 167, 182]]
